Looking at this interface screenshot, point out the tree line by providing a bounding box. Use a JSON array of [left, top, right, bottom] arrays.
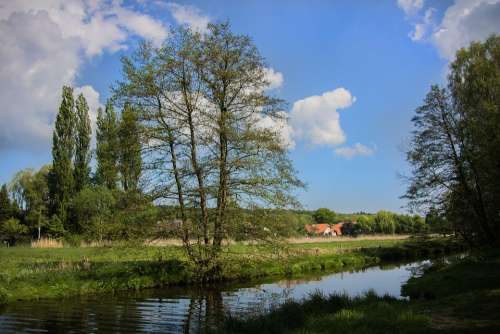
[[0, 87, 149, 245], [310, 208, 429, 235]]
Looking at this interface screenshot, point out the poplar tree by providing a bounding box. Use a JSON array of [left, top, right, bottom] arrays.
[[74, 93, 92, 192], [0, 184, 12, 222], [118, 103, 142, 192], [49, 86, 75, 224], [96, 102, 119, 190]]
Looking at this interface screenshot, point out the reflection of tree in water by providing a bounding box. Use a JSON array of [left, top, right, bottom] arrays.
[[0, 296, 145, 333]]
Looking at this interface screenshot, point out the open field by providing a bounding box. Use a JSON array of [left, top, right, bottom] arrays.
[[0, 237, 463, 305]]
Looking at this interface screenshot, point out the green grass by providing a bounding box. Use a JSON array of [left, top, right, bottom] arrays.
[[0, 237, 460, 305], [215, 291, 431, 334], [216, 248, 500, 334]]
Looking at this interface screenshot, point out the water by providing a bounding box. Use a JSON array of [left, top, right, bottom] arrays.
[[0, 260, 432, 333]]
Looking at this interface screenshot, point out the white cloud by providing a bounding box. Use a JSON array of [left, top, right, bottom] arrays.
[[0, 0, 168, 151], [397, 0, 424, 16], [334, 143, 375, 159], [398, 0, 500, 59], [289, 88, 355, 147], [263, 68, 284, 90], [409, 8, 435, 41], [255, 112, 295, 149], [432, 0, 500, 59], [164, 2, 210, 33]]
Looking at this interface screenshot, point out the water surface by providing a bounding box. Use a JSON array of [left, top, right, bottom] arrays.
[[0, 259, 431, 333]]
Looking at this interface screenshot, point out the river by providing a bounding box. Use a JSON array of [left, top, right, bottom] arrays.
[[0, 259, 432, 333]]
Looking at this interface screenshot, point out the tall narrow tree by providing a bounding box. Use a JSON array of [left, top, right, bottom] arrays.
[[118, 103, 142, 192], [74, 93, 92, 192], [49, 86, 75, 225], [0, 184, 12, 222], [96, 102, 119, 190]]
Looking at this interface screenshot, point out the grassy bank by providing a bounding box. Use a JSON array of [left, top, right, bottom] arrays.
[[216, 248, 500, 334], [0, 237, 461, 305]]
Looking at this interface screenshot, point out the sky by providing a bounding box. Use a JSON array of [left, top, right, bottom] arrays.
[[1, 0, 499, 213]]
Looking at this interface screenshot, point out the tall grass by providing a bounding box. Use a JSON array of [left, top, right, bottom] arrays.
[[31, 238, 64, 248]]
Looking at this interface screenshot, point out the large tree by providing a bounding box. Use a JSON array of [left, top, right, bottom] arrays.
[[96, 102, 119, 190], [405, 35, 500, 246], [116, 23, 303, 279], [49, 86, 75, 225], [74, 93, 92, 192], [118, 103, 142, 192]]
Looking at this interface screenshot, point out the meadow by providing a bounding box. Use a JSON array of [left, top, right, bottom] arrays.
[[0, 237, 463, 305]]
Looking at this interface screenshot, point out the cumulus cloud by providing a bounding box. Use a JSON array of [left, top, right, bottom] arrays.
[[334, 143, 375, 159], [164, 2, 210, 33], [0, 0, 168, 151], [255, 112, 295, 149], [289, 88, 355, 147], [398, 0, 500, 59], [263, 68, 284, 90], [433, 0, 500, 59], [397, 0, 424, 16], [409, 8, 435, 41]]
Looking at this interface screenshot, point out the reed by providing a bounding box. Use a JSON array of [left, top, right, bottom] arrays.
[[31, 238, 64, 248]]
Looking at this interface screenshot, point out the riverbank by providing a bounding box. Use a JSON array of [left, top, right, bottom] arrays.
[[216, 248, 500, 333], [0, 237, 462, 305]]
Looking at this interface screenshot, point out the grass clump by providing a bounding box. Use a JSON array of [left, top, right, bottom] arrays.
[[217, 291, 430, 334]]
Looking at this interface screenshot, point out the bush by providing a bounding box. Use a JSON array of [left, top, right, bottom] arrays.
[[0, 217, 29, 245]]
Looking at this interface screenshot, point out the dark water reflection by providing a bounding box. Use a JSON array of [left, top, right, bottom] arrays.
[[0, 259, 433, 333]]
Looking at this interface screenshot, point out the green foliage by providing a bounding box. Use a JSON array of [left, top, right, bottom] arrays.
[[374, 211, 396, 234], [0, 218, 29, 245], [313, 208, 337, 224], [406, 35, 500, 246], [0, 184, 12, 222], [50, 86, 75, 225], [74, 93, 92, 192], [96, 102, 119, 190], [46, 215, 66, 237], [425, 208, 452, 235], [71, 186, 116, 240], [118, 103, 142, 192], [218, 292, 430, 334]]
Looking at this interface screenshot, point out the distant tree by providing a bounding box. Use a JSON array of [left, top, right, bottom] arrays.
[[8, 167, 51, 239], [49, 86, 75, 225], [356, 215, 374, 234], [374, 211, 396, 234], [71, 186, 116, 240], [96, 102, 119, 190], [74, 93, 92, 192], [313, 208, 337, 224], [118, 103, 142, 192], [0, 184, 12, 222], [0, 218, 28, 246]]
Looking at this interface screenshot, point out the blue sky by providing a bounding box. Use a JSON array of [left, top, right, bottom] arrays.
[[1, 0, 499, 213]]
